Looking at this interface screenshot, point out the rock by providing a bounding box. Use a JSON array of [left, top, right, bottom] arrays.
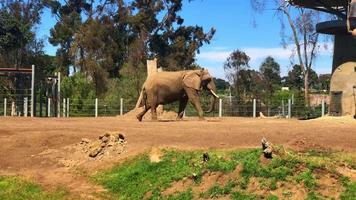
[[89, 146, 103, 157], [117, 133, 125, 143], [81, 138, 90, 144], [261, 137, 273, 159], [101, 136, 110, 143], [203, 152, 209, 162]]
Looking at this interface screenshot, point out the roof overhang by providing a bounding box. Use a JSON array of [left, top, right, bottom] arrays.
[[288, 0, 349, 19]]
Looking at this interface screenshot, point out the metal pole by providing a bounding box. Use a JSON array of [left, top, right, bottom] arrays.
[[24, 97, 28, 117], [11, 101, 15, 116], [219, 98, 222, 117], [48, 98, 51, 117], [57, 72, 61, 118], [288, 99, 292, 119], [63, 98, 66, 117], [66, 98, 69, 117], [31, 65, 35, 117], [4, 98, 7, 116], [95, 98, 98, 117], [120, 98, 123, 116], [253, 99, 256, 118], [321, 99, 325, 117]]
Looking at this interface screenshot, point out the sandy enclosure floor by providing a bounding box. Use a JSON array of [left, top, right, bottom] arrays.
[[0, 116, 355, 198]]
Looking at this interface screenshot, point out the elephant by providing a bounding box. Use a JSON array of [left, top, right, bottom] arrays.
[[136, 69, 219, 121]]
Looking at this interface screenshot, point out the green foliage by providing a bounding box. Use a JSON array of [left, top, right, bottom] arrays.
[[231, 191, 256, 200], [306, 192, 322, 200], [61, 72, 96, 116], [0, 176, 67, 200], [340, 182, 356, 200], [165, 189, 193, 200], [117, 62, 146, 107], [201, 180, 236, 199], [93, 148, 356, 199], [267, 194, 279, 200], [296, 170, 317, 190], [94, 151, 196, 199]]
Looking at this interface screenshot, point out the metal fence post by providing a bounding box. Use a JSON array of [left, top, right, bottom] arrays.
[[66, 98, 69, 117], [11, 101, 15, 116], [63, 98, 66, 117], [253, 99, 257, 118], [4, 98, 7, 116], [31, 65, 35, 117], [24, 97, 28, 117], [120, 98, 123, 116], [288, 99, 292, 119], [95, 98, 98, 117], [57, 72, 61, 118], [48, 98, 51, 117], [321, 99, 325, 117], [219, 98, 222, 117]]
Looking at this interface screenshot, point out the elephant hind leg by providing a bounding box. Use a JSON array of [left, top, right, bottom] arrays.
[[150, 105, 158, 121], [137, 106, 151, 122]]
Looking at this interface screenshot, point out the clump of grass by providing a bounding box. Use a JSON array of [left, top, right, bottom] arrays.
[[267, 194, 279, 200], [201, 180, 236, 199], [165, 188, 193, 200], [340, 181, 356, 200], [296, 169, 317, 190], [305, 192, 322, 200], [0, 176, 67, 200], [231, 191, 257, 200]]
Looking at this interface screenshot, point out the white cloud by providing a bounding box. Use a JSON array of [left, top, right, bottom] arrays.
[[197, 42, 333, 65]]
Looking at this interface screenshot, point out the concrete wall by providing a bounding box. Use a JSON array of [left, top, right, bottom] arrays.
[[330, 62, 356, 116]]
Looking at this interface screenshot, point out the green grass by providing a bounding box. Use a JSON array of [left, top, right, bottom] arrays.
[[93, 148, 356, 199], [0, 176, 67, 200]]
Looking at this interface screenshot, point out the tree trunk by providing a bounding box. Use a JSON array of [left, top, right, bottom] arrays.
[[304, 71, 309, 107]]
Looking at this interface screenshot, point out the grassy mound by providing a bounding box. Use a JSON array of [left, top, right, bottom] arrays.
[[93, 147, 356, 200]]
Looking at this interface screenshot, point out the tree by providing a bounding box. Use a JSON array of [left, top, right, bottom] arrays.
[[285, 64, 304, 90], [45, 0, 91, 75], [214, 78, 230, 93], [251, 0, 323, 106], [259, 56, 281, 100], [224, 49, 250, 101], [317, 74, 331, 92], [0, 1, 44, 68]]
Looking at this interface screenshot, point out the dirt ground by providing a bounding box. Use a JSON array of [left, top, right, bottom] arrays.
[[0, 116, 355, 198]]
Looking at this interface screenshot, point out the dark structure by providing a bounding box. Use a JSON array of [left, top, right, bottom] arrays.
[[290, 0, 356, 116]]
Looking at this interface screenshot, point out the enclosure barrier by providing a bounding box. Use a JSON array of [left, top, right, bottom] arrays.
[[1, 95, 327, 119]]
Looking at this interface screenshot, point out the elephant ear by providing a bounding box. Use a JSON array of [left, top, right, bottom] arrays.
[[183, 71, 201, 90]]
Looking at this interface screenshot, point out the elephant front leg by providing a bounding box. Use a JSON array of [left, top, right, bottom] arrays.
[[177, 97, 188, 120], [185, 89, 204, 120]]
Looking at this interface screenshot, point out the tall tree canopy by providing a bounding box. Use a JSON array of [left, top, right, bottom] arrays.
[[251, 0, 325, 106]]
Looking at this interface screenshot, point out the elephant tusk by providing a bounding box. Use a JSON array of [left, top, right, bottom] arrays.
[[210, 90, 220, 99]]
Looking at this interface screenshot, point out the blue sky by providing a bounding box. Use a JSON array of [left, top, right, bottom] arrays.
[[37, 0, 334, 80]]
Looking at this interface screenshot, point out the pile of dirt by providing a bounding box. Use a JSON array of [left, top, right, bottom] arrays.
[[37, 132, 128, 169], [81, 133, 127, 158], [123, 107, 178, 120]]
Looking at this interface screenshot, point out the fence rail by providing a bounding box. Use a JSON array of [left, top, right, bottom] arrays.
[[0, 96, 328, 119]]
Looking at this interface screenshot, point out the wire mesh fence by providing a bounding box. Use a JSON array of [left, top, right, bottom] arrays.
[[0, 94, 328, 119]]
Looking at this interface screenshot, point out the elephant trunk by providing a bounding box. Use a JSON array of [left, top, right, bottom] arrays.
[[206, 80, 218, 113]]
